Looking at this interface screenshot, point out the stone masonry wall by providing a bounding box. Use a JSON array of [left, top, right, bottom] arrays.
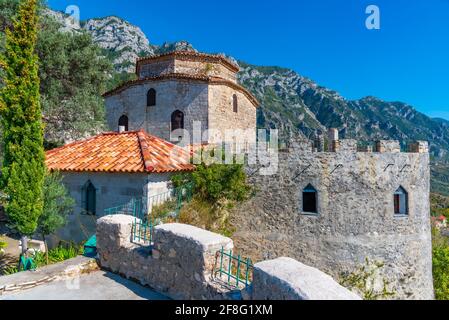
[[208, 84, 257, 145], [174, 59, 237, 83], [105, 79, 257, 145], [252, 257, 361, 300], [47, 172, 171, 248], [96, 215, 360, 300], [97, 215, 235, 300], [231, 140, 434, 300], [137, 57, 237, 82], [105, 80, 209, 142], [139, 59, 175, 78]]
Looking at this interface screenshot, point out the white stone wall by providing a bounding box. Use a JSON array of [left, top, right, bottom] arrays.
[[137, 58, 237, 83], [139, 59, 175, 78], [47, 172, 171, 247]]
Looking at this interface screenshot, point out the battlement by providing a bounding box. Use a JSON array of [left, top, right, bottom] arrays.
[[286, 129, 429, 155]]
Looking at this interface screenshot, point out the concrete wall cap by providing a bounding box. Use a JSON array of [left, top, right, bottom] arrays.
[[155, 223, 233, 249], [254, 257, 362, 300]]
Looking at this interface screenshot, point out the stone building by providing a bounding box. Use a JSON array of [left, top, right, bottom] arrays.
[[45, 130, 194, 245], [43, 50, 434, 299], [103, 51, 259, 145], [231, 131, 434, 299]]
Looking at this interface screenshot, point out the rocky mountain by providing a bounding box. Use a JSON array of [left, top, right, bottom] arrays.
[[239, 63, 449, 157], [45, 9, 196, 73], [47, 9, 449, 195]]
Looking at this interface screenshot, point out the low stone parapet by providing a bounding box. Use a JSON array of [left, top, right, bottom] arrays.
[[96, 215, 361, 300], [252, 257, 361, 300], [96, 215, 234, 300]]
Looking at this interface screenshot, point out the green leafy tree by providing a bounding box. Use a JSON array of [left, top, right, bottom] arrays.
[[37, 17, 111, 144], [190, 163, 252, 204], [433, 244, 449, 300], [0, 0, 112, 147], [0, 0, 45, 257], [38, 171, 75, 264]]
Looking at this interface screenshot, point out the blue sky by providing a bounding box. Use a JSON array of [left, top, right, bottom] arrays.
[[47, 0, 449, 120]]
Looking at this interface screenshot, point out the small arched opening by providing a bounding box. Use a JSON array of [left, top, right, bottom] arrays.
[[302, 184, 318, 214], [118, 115, 129, 132]]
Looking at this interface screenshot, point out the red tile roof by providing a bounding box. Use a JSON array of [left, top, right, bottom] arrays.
[[45, 130, 195, 174]]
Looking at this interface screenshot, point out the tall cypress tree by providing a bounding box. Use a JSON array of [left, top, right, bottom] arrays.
[[0, 0, 45, 250]]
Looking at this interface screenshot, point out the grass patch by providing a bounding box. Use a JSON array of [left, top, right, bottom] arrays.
[[0, 242, 83, 276]]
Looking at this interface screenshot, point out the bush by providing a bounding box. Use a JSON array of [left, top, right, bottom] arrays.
[[432, 227, 449, 300], [0, 237, 7, 250], [193, 163, 251, 204], [29, 243, 82, 268], [433, 244, 449, 300], [171, 162, 251, 236]]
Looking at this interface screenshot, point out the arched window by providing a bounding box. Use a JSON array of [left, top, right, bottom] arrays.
[[82, 181, 96, 215], [171, 110, 184, 131], [147, 88, 156, 106], [302, 184, 318, 214], [232, 94, 238, 113], [118, 115, 128, 132], [394, 186, 408, 215]]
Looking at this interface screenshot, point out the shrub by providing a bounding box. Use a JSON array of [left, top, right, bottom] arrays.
[[193, 163, 251, 204], [432, 227, 449, 300], [0, 237, 7, 250], [171, 162, 251, 236], [37, 170, 75, 263], [433, 244, 449, 300], [30, 243, 82, 267]]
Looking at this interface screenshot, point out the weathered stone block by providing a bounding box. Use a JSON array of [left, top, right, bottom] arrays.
[[375, 140, 401, 153], [252, 257, 361, 300]]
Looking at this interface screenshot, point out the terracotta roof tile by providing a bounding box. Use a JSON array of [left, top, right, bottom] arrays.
[[45, 130, 195, 174]]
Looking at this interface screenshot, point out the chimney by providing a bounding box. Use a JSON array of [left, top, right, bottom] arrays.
[[328, 128, 339, 152], [118, 125, 126, 133]]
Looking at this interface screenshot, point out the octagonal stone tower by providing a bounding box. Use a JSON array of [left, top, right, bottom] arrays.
[[103, 51, 258, 145]]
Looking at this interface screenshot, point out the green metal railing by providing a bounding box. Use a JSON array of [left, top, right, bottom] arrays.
[[214, 247, 253, 288], [132, 219, 153, 245], [104, 197, 143, 218], [148, 183, 194, 222], [104, 183, 194, 222]]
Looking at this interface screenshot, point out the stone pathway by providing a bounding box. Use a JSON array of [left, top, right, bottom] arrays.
[[1, 270, 169, 300]]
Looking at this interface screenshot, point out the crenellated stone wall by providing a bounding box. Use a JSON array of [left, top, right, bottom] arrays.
[[231, 139, 434, 300]]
